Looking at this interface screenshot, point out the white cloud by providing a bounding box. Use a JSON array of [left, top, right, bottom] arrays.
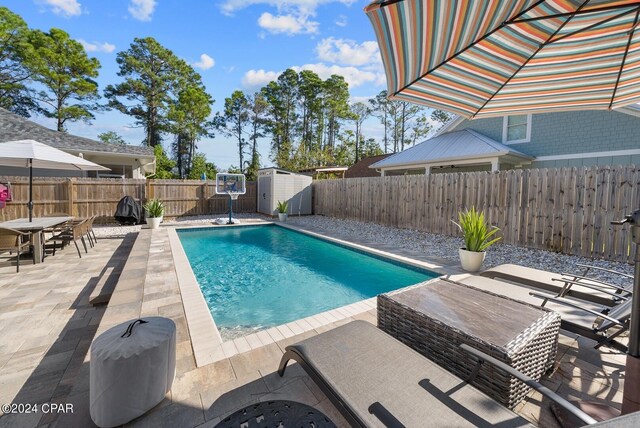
[[128, 0, 156, 21], [335, 14, 347, 27], [221, 1, 356, 35], [242, 69, 280, 89], [243, 64, 382, 90], [39, 0, 81, 17], [221, 1, 356, 16], [292, 63, 381, 88], [316, 37, 381, 67], [193, 53, 215, 70], [78, 39, 116, 53], [257, 12, 318, 35]]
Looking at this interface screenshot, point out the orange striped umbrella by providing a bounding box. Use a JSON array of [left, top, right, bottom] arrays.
[[365, 0, 640, 118]]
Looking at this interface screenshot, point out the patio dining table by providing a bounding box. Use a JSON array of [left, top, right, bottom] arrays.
[[0, 216, 73, 263]]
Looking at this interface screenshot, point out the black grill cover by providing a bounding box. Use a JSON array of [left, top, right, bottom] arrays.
[[114, 196, 145, 225]]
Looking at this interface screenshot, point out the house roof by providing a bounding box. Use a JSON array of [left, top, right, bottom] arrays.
[[345, 154, 392, 178], [0, 108, 153, 157], [370, 129, 533, 169]]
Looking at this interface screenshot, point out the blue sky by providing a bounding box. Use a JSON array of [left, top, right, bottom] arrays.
[[5, 0, 388, 170]]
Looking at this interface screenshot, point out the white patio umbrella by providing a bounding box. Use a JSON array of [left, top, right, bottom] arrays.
[[0, 139, 110, 222]]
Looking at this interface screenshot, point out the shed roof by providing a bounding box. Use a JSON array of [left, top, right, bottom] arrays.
[[370, 129, 532, 169], [0, 108, 153, 157]]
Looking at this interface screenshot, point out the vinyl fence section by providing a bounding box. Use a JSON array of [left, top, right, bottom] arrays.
[[313, 166, 640, 263], [0, 177, 257, 223]]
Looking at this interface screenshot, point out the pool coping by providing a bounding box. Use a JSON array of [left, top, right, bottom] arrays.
[[168, 221, 447, 367]]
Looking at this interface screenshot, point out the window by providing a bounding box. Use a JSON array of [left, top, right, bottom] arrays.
[[502, 114, 531, 144]]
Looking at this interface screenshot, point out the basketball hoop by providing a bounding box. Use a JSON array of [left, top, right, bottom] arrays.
[[229, 193, 239, 200]]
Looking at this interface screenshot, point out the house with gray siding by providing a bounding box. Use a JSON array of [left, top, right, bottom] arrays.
[[0, 108, 156, 178], [370, 106, 640, 175]]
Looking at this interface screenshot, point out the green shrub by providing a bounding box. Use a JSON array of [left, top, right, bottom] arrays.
[[452, 207, 501, 252], [144, 199, 165, 218], [276, 200, 288, 214]]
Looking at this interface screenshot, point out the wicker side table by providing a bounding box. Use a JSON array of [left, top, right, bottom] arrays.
[[378, 278, 561, 409]]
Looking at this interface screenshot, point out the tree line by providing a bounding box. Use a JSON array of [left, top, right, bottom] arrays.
[[0, 7, 452, 180]]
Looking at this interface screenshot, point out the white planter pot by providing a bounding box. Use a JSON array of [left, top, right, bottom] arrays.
[[278, 213, 288, 222], [147, 217, 162, 229], [458, 248, 486, 272]]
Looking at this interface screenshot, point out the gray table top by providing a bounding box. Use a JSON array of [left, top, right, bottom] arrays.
[[385, 279, 551, 348], [0, 217, 73, 231]]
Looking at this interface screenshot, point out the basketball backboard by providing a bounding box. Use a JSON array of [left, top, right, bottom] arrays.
[[215, 173, 246, 195]]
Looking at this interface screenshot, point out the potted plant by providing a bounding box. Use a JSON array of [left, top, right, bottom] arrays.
[[276, 200, 288, 221], [144, 199, 165, 229], [452, 207, 501, 272]]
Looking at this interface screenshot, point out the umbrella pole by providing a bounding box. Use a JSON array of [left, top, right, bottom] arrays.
[[552, 212, 640, 425], [621, 210, 640, 413], [28, 159, 33, 222]]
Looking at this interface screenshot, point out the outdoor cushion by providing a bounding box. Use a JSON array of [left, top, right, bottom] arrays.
[[280, 320, 532, 427], [90, 317, 176, 428], [480, 264, 618, 305]]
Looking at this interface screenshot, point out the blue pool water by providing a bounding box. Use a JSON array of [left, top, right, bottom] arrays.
[[177, 225, 436, 338]]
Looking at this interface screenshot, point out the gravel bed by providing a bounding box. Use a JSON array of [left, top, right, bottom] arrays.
[[92, 213, 270, 238], [94, 213, 634, 286], [286, 215, 634, 287]]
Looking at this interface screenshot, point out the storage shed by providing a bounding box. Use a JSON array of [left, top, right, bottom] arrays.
[[257, 168, 313, 216]]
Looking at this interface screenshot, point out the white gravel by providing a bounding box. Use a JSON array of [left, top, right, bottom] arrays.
[[286, 215, 634, 287], [94, 214, 634, 286]]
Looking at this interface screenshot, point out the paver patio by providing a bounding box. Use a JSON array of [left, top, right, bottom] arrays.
[[0, 219, 628, 428]]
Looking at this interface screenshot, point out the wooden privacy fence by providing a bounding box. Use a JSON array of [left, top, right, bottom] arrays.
[[0, 177, 256, 223], [313, 165, 640, 263]]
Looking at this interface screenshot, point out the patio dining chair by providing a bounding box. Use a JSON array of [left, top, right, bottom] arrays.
[[85, 215, 98, 246], [0, 227, 35, 272], [49, 219, 89, 258]]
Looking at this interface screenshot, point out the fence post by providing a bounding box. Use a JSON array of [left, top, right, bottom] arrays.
[[146, 179, 153, 203], [67, 178, 75, 216], [201, 182, 207, 215]]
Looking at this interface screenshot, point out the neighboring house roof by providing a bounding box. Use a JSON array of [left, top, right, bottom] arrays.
[[370, 129, 533, 170], [345, 154, 392, 178], [0, 108, 153, 157]]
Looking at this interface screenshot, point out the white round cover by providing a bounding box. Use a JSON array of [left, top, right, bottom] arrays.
[[90, 317, 176, 428]]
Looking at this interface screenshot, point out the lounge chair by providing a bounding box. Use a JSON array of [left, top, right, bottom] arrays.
[[0, 227, 35, 272], [480, 264, 630, 306], [530, 292, 630, 353], [277, 320, 596, 427], [453, 275, 628, 352]]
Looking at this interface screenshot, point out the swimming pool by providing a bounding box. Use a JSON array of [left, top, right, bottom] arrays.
[[177, 225, 437, 339]]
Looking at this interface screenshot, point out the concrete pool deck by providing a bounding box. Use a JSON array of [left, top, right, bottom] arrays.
[[0, 218, 628, 427]]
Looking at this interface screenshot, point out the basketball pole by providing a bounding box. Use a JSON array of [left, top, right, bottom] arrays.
[[227, 194, 233, 225]]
